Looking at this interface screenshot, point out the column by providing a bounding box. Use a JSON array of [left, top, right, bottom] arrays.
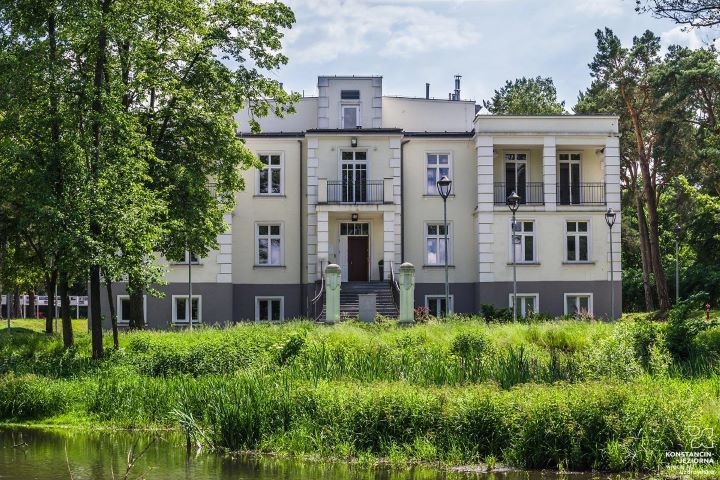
[[398, 262, 415, 324], [543, 136, 557, 210], [476, 135, 495, 283], [383, 211, 395, 280], [389, 138, 402, 265], [307, 137, 319, 281], [324, 264, 341, 323], [216, 213, 233, 283], [605, 136, 621, 282], [317, 211, 329, 267]]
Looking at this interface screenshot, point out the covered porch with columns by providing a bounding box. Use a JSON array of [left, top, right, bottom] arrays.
[[315, 205, 397, 282]]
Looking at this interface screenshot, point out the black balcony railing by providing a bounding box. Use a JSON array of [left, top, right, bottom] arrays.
[[556, 182, 606, 205], [494, 182, 545, 205], [327, 180, 384, 204]]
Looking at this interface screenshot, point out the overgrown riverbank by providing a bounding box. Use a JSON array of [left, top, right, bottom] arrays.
[[1, 315, 719, 476]]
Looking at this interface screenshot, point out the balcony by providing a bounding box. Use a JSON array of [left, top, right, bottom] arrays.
[[493, 182, 545, 205], [556, 183, 605, 206], [321, 179, 389, 204]]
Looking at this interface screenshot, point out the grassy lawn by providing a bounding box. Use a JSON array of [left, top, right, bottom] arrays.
[[2, 318, 87, 335], [1, 314, 719, 476]]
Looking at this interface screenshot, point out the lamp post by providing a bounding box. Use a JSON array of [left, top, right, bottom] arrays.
[[605, 208, 617, 320], [674, 223, 681, 303], [507, 191, 521, 323], [436, 175, 452, 317]]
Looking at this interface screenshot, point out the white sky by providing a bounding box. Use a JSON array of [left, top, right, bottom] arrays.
[[271, 0, 716, 110]]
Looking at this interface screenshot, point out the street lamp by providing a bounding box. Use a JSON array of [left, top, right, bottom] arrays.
[[436, 175, 452, 317], [507, 191, 521, 322], [605, 208, 617, 320], [674, 223, 681, 303]]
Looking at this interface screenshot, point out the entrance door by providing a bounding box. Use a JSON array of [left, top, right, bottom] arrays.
[[348, 236, 369, 281]]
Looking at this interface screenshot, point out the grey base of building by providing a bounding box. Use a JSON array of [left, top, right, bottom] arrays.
[[98, 280, 622, 328]]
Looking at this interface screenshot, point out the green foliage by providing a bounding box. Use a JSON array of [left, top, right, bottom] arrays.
[[0, 374, 69, 420], [665, 292, 714, 360], [483, 76, 565, 115]]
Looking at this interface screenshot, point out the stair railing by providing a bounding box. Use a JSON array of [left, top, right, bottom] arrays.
[[310, 260, 326, 321], [388, 260, 400, 311]]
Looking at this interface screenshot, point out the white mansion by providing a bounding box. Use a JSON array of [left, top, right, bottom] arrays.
[[100, 75, 621, 327]]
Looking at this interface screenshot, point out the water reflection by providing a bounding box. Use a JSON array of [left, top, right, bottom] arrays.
[[0, 428, 645, 480]]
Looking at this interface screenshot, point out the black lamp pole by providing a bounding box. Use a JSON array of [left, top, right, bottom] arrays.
[[437, 176, 452, 317], [507, 191, 520, 322], [605, 208, 617, 320], [674, 223, 681, 303]]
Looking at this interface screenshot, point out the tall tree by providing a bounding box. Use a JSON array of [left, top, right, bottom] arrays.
[[483, 76, 566, 115], [582, 28, 672, 313]]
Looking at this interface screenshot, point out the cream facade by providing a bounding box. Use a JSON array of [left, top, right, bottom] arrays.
[[101, 75, 621, 326]]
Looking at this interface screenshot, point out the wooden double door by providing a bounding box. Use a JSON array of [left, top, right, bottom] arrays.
[[338, 222, 369, 282]]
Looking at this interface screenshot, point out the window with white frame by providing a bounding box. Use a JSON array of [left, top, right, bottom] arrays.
[[342, 105, 360, 129], [255, 297, 284, 322], [566, 221, 590, 262], [509, 294, 539, 318], [172, 295, 201, 324], [425, 153, 451, 194], [510, 220, 536, 263], [425, 223, 451, 265], [257, 154, 283, 195], [564, 294, 593, 316], [256, 224, 282, 266], [425, 295, 453, 316], [116, 295, 147, 326]]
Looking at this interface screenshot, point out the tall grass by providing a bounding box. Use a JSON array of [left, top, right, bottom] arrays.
[[2, 316, 720, 472]]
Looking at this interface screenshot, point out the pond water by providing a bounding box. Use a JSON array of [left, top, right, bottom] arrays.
[[0, 428, 646, 480]]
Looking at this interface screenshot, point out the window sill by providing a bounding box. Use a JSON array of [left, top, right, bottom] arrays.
[[562, 261, 596, 265], [423, 264, 456, 269], [506, 262, 541, 266], [171, 263, 202, 266], [254, 265, 287, 269], [171, 321, 202, 325], [253, 194, 286, 198], [422, 194, 456, 198]]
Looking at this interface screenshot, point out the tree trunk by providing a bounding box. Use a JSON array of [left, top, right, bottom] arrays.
[[88, 0, 111, 360], [639, 163, 670, 313], [635, 193, 656, 311], [105, 276, 119, 350], [12, 290, 21, 318], [45, 272, 57, 333], [59, 272, 73, 348], [128, 274, 144, 330], [28, 292, 36, 318]]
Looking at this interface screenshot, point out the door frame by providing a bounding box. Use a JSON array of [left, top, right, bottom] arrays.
[[337, 221, 371, 282], [503, 150, 530, 201]]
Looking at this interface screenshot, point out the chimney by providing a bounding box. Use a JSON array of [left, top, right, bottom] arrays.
[[453, 74, 461, 101], [425, 83, 430, 99]]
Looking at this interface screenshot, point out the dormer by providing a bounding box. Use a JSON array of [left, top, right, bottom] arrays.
[[317, 76, 383, 129]]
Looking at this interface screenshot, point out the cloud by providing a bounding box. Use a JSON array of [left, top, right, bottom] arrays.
[[283, 0, 481, 63], [573, 0, 623, 16], [661, 25, 704, 50]]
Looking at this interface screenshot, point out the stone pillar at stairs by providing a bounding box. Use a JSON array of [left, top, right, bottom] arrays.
[[324, 264, 341, 324]]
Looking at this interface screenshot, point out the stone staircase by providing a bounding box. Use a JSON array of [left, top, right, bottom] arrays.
[[339, 281, 398, 319]]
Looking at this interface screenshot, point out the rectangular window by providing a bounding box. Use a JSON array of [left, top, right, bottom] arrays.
[[566, 221, 590, 262], [172, 295, 201, 324], [256, 224, 282, 266], [511, 220, 536, 263], [426, 153, 451, 194], [426, 223, 451, 265], [255, 297, 284, 322], [509, 294, 539, 318], [565, 294, 593, 316], [341, 90, 360, 100], [425, 295, 454, 317], [257, 154, 283, 195], [558, 153, 581, 205], [117, 295, 147, 326], [340, 222, 369, 236], [342, 105, 359, 128]]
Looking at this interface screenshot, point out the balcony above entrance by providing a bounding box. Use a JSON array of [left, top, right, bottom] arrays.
[[318, 178, 394, 205]]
